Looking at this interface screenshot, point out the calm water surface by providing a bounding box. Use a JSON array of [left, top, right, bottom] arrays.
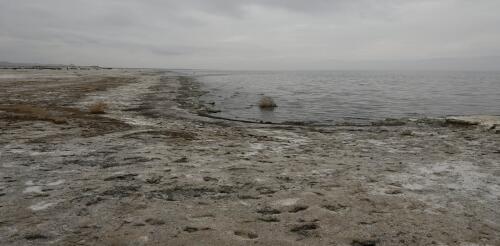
[[184, 70, 500, 124]]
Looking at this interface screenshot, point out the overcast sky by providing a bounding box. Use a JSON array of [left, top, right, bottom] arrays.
[[1, 0, 500, 69]]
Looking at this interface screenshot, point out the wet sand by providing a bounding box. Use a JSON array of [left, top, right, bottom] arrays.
[[0, 69, 499, 245]]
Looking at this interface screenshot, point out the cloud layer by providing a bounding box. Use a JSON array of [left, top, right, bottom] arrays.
[[1, 0, 499, 69]]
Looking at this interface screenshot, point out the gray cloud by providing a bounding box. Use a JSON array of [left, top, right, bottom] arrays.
[[1, 0, 499, 69]]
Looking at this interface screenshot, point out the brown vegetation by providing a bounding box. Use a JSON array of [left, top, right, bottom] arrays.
[[88, 101, 108, 114], [258, 96, 277, 109], [0, 104, 67, 124]]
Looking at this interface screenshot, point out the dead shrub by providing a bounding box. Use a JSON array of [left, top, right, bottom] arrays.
[[258, 96, 277, 109], [88, 101, 108, 114]]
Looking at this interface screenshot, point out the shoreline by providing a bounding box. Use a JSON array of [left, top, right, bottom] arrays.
[[185, 70, 500, 127], [0, 69, 499, 245], [177, 73, 500, 129]]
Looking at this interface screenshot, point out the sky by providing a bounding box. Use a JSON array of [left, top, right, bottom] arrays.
[[1, 0, 500, 70]]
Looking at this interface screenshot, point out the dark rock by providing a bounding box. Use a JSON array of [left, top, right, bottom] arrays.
[[24, 233, 48, 240], [85, 196, 105, 206], [203, 176, 218, 182], [145, 218, 165, 225], [289, 205, 309, 213], [385, 189, 402, 194], [237, 194, 260, 200], [205, 108, 221, 113], [146, 175, 163, 184], [291, 223, 318, 231], [400, 129, 414, 136], [234, 230, 259, 239], [103, 173, 138, 181], [258, 216, 280, 222], [174, 157, 188, 163], [183, 226, 211, 233], [322, 203, 347, 212], [184, 226, 199, 233], [218, 185, 235, 194], [290, 223, 319, 237], [256, 207, 281, 215], [352, 239, 379, 246]]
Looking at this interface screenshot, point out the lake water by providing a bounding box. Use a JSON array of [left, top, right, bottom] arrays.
[[185, 70, 500, 124]]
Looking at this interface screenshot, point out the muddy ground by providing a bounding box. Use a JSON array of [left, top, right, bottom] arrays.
[[0, 69, 499, 246]]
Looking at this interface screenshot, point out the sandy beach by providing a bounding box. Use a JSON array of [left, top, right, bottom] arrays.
[[0, 69, 499, 245]]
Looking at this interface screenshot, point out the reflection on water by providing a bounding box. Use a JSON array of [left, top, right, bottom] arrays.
[[189, 70, 500, 124]]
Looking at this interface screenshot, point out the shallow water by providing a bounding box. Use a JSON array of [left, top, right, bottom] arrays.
[[184, 70, 500, 124]]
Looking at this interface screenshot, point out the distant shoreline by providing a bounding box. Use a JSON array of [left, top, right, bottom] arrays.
[[0, 65, 112, 70]]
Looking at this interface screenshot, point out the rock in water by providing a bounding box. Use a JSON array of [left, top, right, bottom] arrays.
[[258, 96, 277, 109]]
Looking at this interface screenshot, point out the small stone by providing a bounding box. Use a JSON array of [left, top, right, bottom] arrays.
[[146, 175, 163, 184], [24, 232, 48, 240], [400, 129, 414, 136], [145, 218, 165, 225], [258, 216, 280, 222], [103, 173, 138, 181], [290, 223, 319, 237], [184, 226, 199, 233], [352, 239, 379, 246], [234, 230, 259, 239], [256, 207, 281, 215], [237, 194, 260, 200], [385, 189, 402, 194], [85, 196, 104, 206], [205, 108, 221, 113], [203, 176, 218, 182], [322, 203, 347, 212], [174, 157, 188, 163], [288, 205, 309, 213]]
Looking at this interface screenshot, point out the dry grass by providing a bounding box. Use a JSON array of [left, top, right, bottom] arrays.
[[88, 101, 108, 114], [258, 96, 277, 109], [10, 105, 50, 118], [0, 104, 67, 124], [0, 103, 131, 136]]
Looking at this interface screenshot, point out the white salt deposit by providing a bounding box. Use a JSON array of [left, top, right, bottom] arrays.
[[29, 201, 56, 211]]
